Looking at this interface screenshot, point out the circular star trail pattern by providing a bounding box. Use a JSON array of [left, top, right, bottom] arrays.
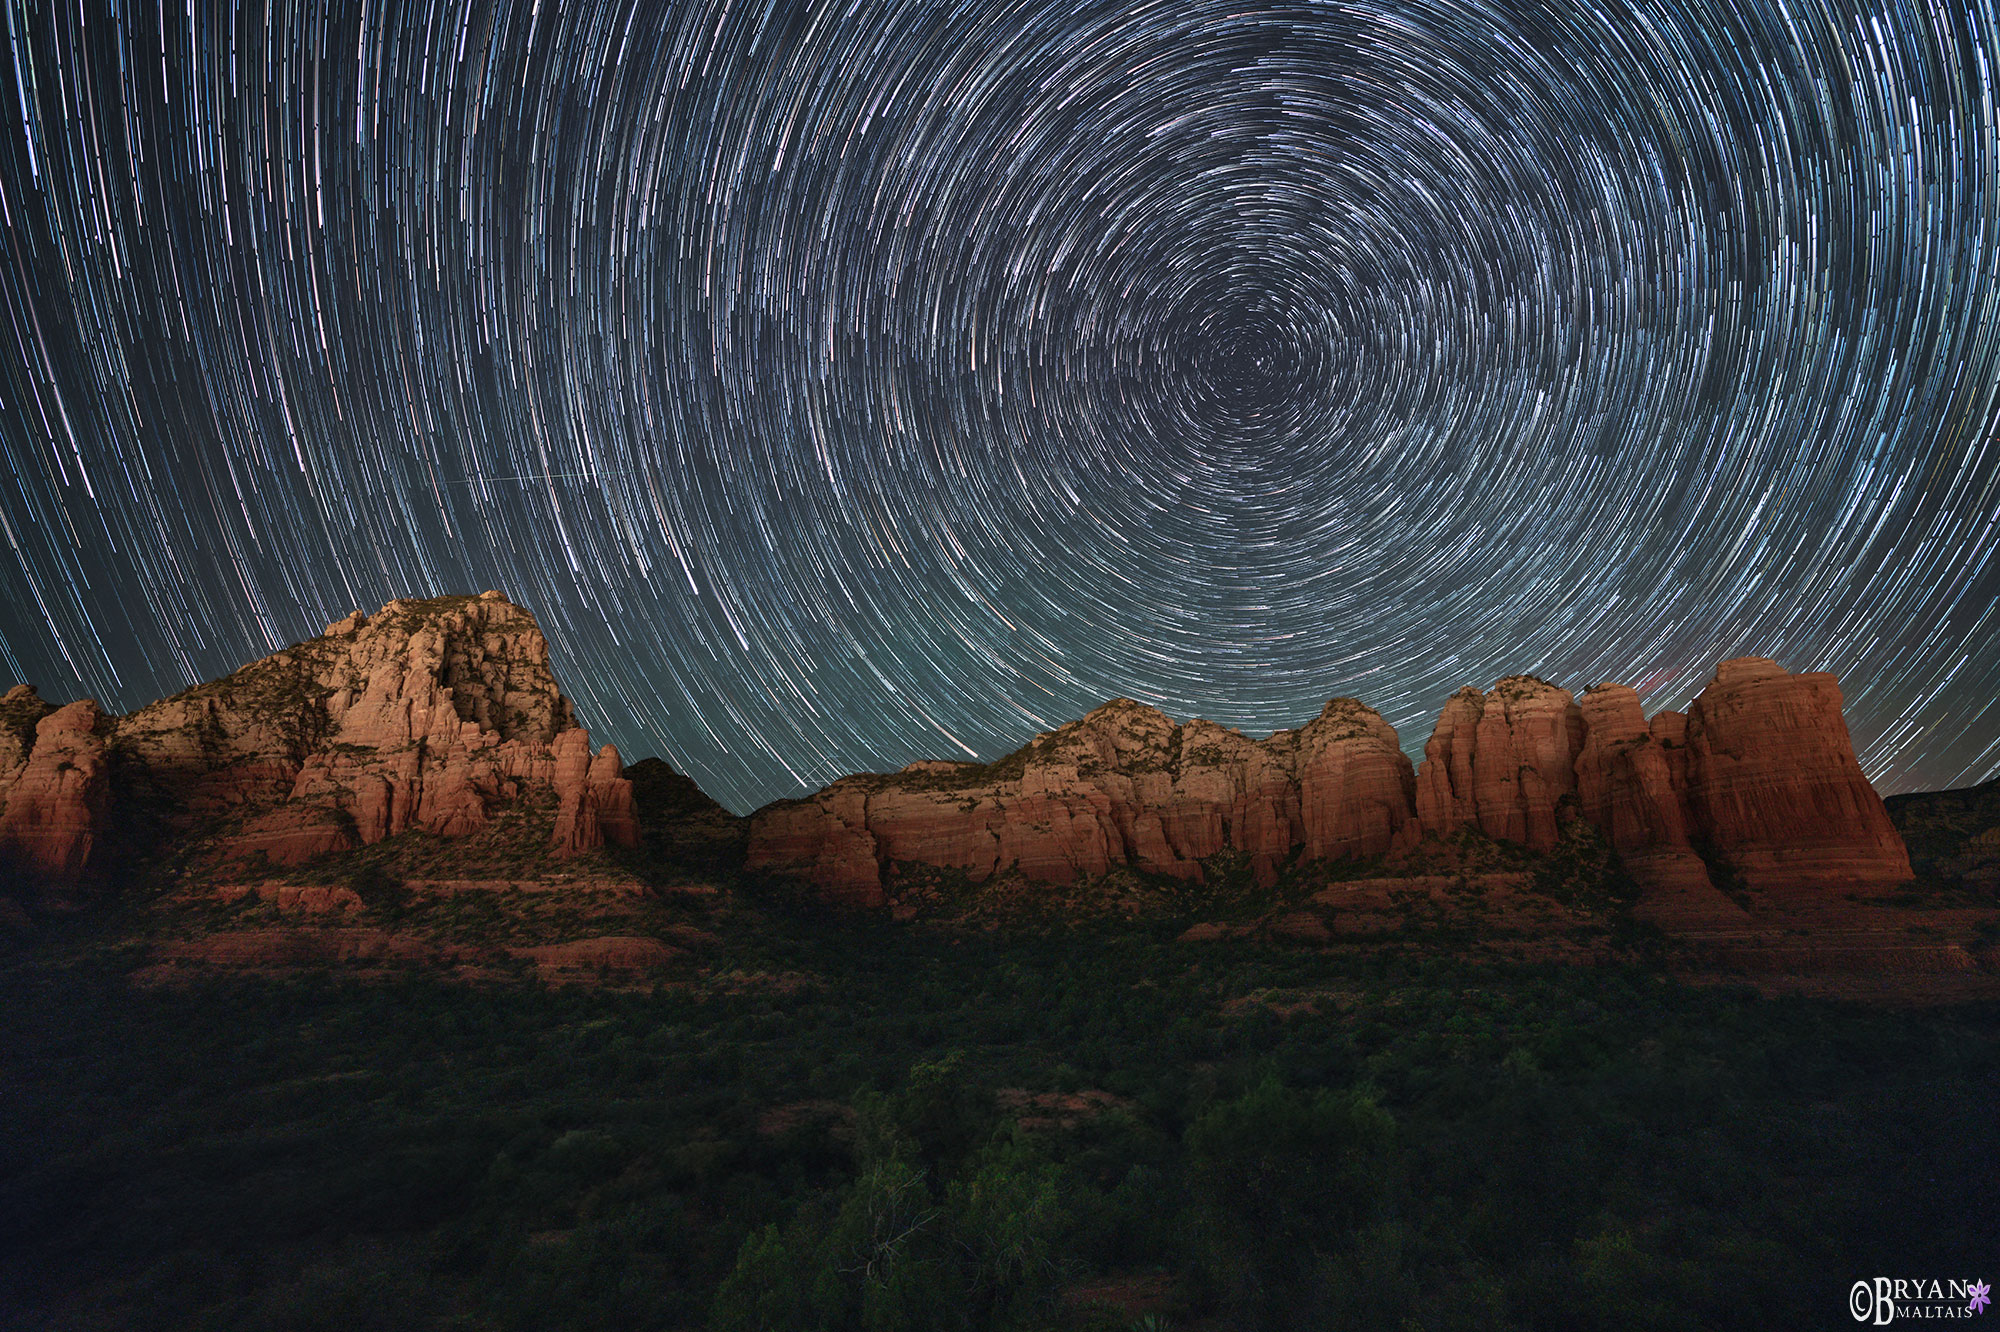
[[0, 0, 1997, 812]]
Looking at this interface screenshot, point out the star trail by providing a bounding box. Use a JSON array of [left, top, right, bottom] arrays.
[[0, 0, 1996, 813]]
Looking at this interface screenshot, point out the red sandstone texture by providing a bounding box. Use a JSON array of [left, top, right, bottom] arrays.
[[1572, 684, 1746, 926], [1413, 677, 1584, 853], [746, 696, 1419, 904], [1680, 658, 1912, 896], [0, 592, 637, 881], [750, 660, 1913, 909], [0, 695, 111, 882]]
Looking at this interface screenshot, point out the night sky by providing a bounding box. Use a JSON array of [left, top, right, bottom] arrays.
[[0, 0, 1995, 814]]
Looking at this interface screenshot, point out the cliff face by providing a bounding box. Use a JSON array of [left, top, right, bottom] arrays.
[[1413, 676, 1584, 853], [1571, 684, 1742, 924], [3, 595, 1915, 916], [750, 659, 1912, 908], [746, 697, 1419, 905], [0, 693, 110, 884], [0, 592, 636, 885], [1680, 658, 1912, 895]]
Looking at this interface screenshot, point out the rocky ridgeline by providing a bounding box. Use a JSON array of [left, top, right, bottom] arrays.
[[0, 592, 635, 888], [747, 659, 1913, 914]]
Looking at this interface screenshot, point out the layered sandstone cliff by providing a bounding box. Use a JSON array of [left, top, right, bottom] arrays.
[[751, 659, 1912, 909], [0, 592, 637, 883], [746, 697, 1419, 905], [1412, 676, 1584, 853], [1571, 683, 1744, 924], [0, 691, 110, 884], [1680, 658, 1912, 896]]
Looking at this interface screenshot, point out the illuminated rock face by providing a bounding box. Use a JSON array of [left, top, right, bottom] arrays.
[[0, 593, 637, 882], [1572, 684, 1745, 925], [1295, 698, 1421, 867], [752, 661, 1911, 913], [747, 696, 1418, 902], [3, 598, 1910, 916], [1412, 677, 1585, 854], [1680, 658, 1912, 896], [0, 695, 110, 881]]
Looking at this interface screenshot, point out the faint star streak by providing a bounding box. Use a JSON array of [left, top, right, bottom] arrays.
[[0, 0, 1994, 814]]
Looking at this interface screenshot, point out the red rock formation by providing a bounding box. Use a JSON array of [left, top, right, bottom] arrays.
[[1682, 658, 1911, 895], [0, 684, 56, 773], [1160, 718, 1303, 886], [157, 590, 635, 864], [1648, 710, 1691, 795], [1296, 699, 1417, 864], [1413, 677, 1584, 851], [747, 702, 1164, 901], [1414, 687, 1484, 834], [552, 735, 641, 857], [0, 592, 638, 877], [751, 661, 1909, 917], [749, 784, 885, 906], [747, 696, 1420, 901], [1573, 684, 1745, 925], [1574, 684, 1693, 851], [0, 699, 110, 882]]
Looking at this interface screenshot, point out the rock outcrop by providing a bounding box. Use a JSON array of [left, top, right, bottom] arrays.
[[0, 696, 111, 883], [1680, 658, 1911, 895], [752, 660, 1912, 915], [746, 697, 1419, 902], [1574, 684, 1687, 850], [1412, 688, 1485, 835], [1413, 676, 1584, 852], [5, 590, 1912, 921], [551, 732, 641, 857], [0, 592, 638, 879], [1573, 684, 1745, 925], [1296, 699, 1418, 865]]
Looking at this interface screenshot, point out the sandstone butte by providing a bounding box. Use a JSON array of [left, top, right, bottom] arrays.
[[747, 660, 1914, 913], [0, 592, 635, 888]]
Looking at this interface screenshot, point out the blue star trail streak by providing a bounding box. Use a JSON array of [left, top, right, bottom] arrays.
[[0, 0, 1995, 813]]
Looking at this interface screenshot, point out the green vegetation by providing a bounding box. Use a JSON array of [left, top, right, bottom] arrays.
[[3, 897, 1995, 1331]]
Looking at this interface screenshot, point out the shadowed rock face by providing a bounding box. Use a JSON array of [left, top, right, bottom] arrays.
[[750, 659, 1913, 910], [1681, 658, 1912, 896], [746, 697, 1418, 903], [0, 593, 636, 883], [1575, 684, 1686, 850]]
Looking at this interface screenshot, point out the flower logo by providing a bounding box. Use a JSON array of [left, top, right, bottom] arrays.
[[1971, 1281, 1991, 1315]]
